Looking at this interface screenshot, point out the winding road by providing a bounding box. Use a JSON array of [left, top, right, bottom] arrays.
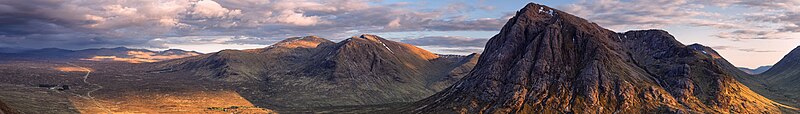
[[65, 62, 112, 113]]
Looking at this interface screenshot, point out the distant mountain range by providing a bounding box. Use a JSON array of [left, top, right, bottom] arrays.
[[738, 66, 772, 74], [404, 3, 784, 113], [0, 47, 201, 63], [158, 35, 479, 107]]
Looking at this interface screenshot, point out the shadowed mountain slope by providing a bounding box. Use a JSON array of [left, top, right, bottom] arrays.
[[403, 3, 785, 114], [757, 46, 800, 107], [762, 46, 800, 82]]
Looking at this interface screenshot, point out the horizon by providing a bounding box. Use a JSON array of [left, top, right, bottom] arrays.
[[2, 0, 799, 68]]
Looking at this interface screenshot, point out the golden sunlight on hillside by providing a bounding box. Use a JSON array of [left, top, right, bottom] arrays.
[[69, 91, 276, 114], [54, 67, 92, 72], [275, 40, 326, 48], [398, 43, 439, 60], [81, 51, 200, 63]]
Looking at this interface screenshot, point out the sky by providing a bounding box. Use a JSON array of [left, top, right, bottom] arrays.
[[1, 0, 799, 68]]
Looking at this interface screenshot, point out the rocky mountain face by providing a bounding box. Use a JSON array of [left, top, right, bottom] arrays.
[[404, 3, 784, 113], [161, 35, 479, 107], [0, 47, 201, 63]]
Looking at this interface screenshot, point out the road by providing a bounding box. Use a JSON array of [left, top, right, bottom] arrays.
[[65, 62, 112, 113]]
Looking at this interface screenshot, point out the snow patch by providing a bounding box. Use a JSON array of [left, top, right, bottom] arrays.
[[538, 7, 555, 16], [538, 7, 543, 13], [382, 43, 394, 54], [374, 39, 394, 54], [414, 105, 429, 111]]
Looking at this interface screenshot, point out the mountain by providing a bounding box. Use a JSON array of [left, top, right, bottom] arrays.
[[0, 47, 33, 53], [160, 35, 480, 107], [758, 46, 800, 106], [762, 46, 800, 78], [739, 66, 772, 74], [404, 3, 784, 113], [687, 44, 797, 110], [0, 47, 201, 63]]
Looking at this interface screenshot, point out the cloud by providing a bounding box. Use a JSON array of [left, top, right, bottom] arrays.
[[0, 0, 506, 50], [479, 6, 496, 11], [711, 46, 734, 50], [559, 0, 800, 41], [559, 0, 731, 30], [737, 48, 777, 53], [717, 0, 800, 36], [399, 36, 488, 55], [401, 36, 488, 47], [713, 29, 787, 40], [439, 48, 484, 53], [191, 0, 242, 19], [416, 46, 484, 55], [707, 45, 777, 53]]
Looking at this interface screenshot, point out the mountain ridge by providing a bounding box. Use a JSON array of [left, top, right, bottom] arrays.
[[403, 3, 784, 113], [159, 35, 480, 107]]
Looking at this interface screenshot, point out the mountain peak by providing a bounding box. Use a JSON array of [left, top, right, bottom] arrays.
[[687, 43, 705, 47], [352, 34, 383, 42], [272, 36, 334, 48], [407, 3, 781, 113], [520, 3, 558, 17]]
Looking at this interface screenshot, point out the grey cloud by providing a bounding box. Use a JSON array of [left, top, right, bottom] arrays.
[[559, 0, 800, 40], [737, 48, 778, 52], [707, 0, 800, 39], [711, 46, 734, 50], [401, 36, 488, 47], [416, 46, 484, 55], [713, 29, 786, 40], [438, 48, 484, 54], [707, 45, 776, 53], [0, 0, 505, 50], [558, 0, 732, 30], [479, 6, 496, 11]]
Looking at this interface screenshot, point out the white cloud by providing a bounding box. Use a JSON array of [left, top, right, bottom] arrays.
[[192, 0, 242, 18]]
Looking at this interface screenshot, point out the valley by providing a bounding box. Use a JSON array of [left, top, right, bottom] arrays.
[[0, 1, 799, 114]]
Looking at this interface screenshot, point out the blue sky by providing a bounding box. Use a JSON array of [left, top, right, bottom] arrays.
[[1, 0, 798, 68]]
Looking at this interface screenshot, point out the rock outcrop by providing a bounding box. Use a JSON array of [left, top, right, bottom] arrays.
[[404, 3, 784, 113]]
